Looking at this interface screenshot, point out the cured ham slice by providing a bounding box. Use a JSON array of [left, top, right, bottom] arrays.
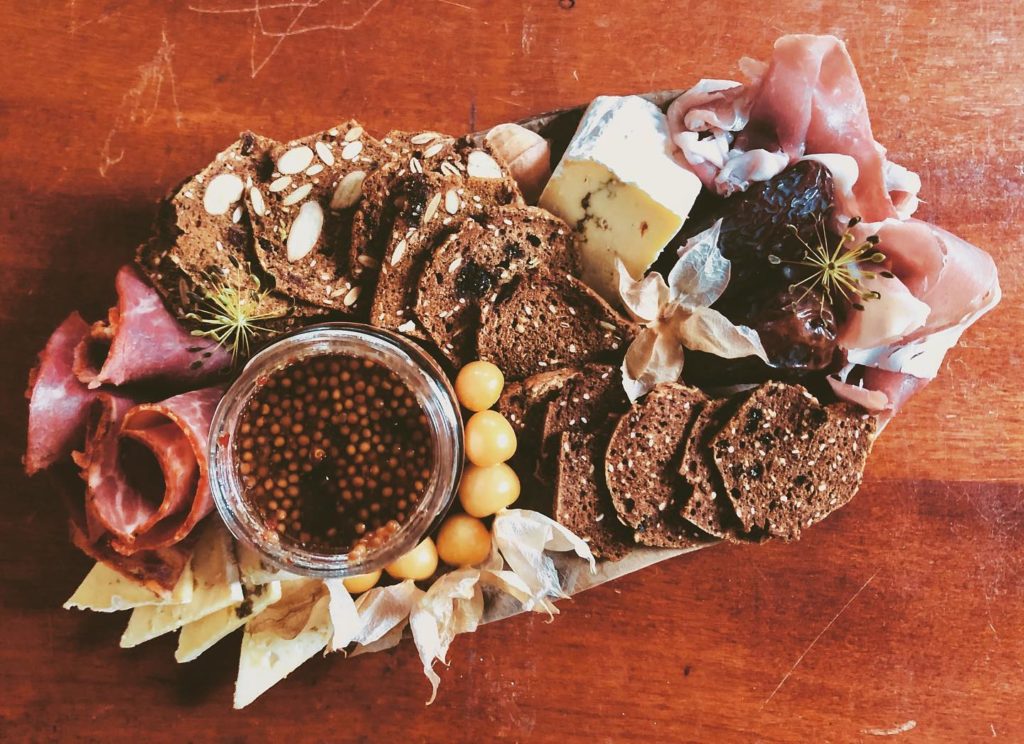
[[843, 219, 1000, 380], [668, 35, 920, 219], [79, 387, 223, 553], [25, 313, 98, 475], [74, 265, 230, 389]]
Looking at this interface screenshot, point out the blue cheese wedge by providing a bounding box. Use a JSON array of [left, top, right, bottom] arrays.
[[233, 579, 331, 709], [539, 95, 702, 302], [64, 560, 194, 612], [119, 523, 243, 648]]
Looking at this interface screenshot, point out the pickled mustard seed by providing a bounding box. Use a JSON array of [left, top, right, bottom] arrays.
[[235, 353, 433, 554]]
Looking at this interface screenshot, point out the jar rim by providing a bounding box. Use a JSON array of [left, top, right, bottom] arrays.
[[208, 322, 463, 579]]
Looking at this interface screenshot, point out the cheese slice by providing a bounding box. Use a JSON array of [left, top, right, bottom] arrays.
[[64, 560, 194, 612], [233, 579, 331, 709], [237, 541, 301, 585], [120, 522, 243, 648], [539, 95, 702, 302], [175, 578, 283, 663]]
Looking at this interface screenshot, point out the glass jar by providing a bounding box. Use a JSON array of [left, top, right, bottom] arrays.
[[208, 323, 463, 579]]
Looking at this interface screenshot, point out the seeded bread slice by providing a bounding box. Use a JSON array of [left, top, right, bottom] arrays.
[[348, 133, 523, 297], [496, 367, 582, 437], [245, 121, 391, 311], [710, 382, 877, 541], [538, 364, 627, 482], [604, 382, 712, 548], [145, 134, 307, 321], [476, 271, 637, 381], [369, 172, 523, 341], [555, 429, 633, 561], [413, 206, 576, 365], [136, 149, 326, 332], [677, 397, 749, 539]]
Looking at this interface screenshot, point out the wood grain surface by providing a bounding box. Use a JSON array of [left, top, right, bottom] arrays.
[[1, 1, 1021, 741]]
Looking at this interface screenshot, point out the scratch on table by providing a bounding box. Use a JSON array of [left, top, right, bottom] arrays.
[[436, 0, 474, 9], [189, 0, 389, 78], [68, 0, 120, 34], [861, 720, 917, 736], [761, 569, 879, 708], [492, 96, 526, 109], [521, 19, 536, 55], [99, 27, 182, 177]]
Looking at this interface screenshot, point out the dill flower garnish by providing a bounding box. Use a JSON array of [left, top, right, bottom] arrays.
[[187, 275, 287, 362], [769, 217, 892, 311]]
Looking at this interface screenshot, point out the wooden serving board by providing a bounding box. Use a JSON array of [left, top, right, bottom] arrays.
[[1, 1, 1021, 741]]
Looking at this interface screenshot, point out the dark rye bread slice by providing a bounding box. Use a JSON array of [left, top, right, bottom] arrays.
[[496, 367, 582, 437], [348, 132, 523, 293], [246, 121, 391, 311], [476, 270, 637, 381], [677, 396, 750, 540], [147, 134, 310, 321], [413, 206, 576, 365], [555, 429, 633, 561], [136, 155, 327, 334], [136, 235, 331, 336], [369, 172, 522, 341], [538, 364, 628, 482], [496, 367, 582, 488], [604, 383, 713, 548], [710, 382, 878, 541]]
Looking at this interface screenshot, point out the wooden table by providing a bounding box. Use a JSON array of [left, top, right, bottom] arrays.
[[1, 1, 1020, 741]]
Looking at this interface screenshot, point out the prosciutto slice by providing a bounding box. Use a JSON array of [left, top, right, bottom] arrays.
[[25, 313, 98, 475], [667, 34, 920, 219], [843, 219, 1000, 380], [74, 265, 230, 389], [79, 386, 223, 553]]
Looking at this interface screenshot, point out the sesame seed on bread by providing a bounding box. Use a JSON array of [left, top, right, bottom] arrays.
[[676, 396, 751, 540], [538, 364, 628, 482], [604, 382, 714, 549], [709, 381, 877, 541]]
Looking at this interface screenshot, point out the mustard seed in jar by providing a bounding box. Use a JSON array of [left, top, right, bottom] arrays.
[[235, 354, 433, 554]]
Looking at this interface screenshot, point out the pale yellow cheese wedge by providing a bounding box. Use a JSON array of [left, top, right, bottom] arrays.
[[175, 579, 283, 663], [233, 579, 331, 709], [64, 560, 194, 612], [119, 522, 243, 648]]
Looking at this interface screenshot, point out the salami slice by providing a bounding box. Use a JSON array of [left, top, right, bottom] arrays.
[[73, 265, 231, 389], [25, 312, 98, 475]]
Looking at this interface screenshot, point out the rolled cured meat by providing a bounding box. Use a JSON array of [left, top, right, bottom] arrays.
[[25, 312, 98, 475], [79, 386, 223, 554], [73, 265, 231, 389]]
